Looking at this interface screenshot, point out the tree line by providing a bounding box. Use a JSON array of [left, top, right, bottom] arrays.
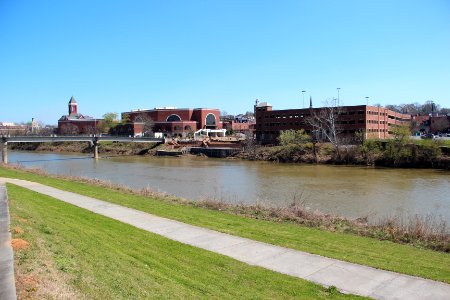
[[383, 100, 449, 116]]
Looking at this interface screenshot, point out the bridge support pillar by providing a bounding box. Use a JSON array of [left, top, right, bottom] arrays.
[[93, 142, 99, 160], [2, 142, 7, 164]]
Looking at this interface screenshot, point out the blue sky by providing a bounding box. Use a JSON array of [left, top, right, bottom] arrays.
[[1, 0, 449, 124]]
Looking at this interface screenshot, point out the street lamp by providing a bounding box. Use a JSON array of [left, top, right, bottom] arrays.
[[302, 90, 306, 108], [337, 88, 340, 106], [365, 96, 369, 106]]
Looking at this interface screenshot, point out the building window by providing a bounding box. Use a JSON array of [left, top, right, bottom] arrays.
[[205, 113, 217, 126], [167, 114, 182, 122]]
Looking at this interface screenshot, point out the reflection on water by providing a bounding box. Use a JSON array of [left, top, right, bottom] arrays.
[[7, 151, 450, 222]]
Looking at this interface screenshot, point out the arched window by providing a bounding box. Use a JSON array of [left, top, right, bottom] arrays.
[[205, 113, 216, 126], [166, 114, 181, 122]]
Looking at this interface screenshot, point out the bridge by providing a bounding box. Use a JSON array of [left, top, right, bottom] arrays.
[[1, 136, 165, 164]]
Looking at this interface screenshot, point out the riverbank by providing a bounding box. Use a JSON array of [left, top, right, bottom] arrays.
[[236, 141, 450, 169], [9, 139, 450, 169], [1, 165, 449, 284]]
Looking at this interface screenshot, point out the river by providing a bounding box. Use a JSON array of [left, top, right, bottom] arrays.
[[6, 151, 450, 223]]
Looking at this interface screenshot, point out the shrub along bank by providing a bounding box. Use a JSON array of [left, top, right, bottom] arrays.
[[237, 129, 450, 169]]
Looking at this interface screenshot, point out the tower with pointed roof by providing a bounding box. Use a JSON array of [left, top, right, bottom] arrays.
[[68, 96, 78, 116]]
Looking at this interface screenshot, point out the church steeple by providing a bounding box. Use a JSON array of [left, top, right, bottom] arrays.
[[68, 96, 78, 116], [309, 96, 313, 109]]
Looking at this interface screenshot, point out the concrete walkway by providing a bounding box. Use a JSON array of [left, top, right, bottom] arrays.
[[0, 183, 17, 300], [2, 177, 450, 300]]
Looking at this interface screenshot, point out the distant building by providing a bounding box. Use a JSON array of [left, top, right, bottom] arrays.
[[412, 114, 450, 134], [221, 114, 256, 134], [121, 107, 222, 137], [58, 97, 103, 135], [30, 118, 41, 133], [0, 122, 29, 136], [255, 101, 411, 144]]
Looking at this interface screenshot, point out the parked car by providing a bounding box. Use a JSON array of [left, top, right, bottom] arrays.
[[421, 133, 436, 139]]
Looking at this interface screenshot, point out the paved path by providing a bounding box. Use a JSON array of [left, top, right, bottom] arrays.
[[2, 177, 450, 300], [0, 183, 17, 300]]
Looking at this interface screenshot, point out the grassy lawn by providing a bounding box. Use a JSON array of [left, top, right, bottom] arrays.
[[1, 166, 449, 284], [7, 184, 361, 299], [410, 138, 450, 147]]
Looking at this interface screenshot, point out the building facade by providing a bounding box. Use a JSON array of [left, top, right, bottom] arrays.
[[58, 97, 103, 135], [221, 114, 256, 135], [121, 107, 222, 137], [0, 123, 29, 136], [255, 102, 411, 144]]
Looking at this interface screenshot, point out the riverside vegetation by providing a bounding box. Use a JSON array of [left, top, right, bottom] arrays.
[[1, 165, 449, 286], [11, 131, 450, 171], [238, 126, 450, 169], [9, 125, 450, 169]]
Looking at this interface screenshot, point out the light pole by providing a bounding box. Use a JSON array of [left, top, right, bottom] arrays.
[[337, 88, 340, 106], [302, 90, 306, 108], [365, 96, 369, 106]]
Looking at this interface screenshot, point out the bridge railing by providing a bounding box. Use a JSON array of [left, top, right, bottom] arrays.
[[1, 135, 164, 143]]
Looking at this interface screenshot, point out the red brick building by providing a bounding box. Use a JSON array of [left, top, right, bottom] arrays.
[[222, 121, 256, 134], [121, 107, 222, 137], [58, 97, 103, 135], [255, 102, 411, 144]]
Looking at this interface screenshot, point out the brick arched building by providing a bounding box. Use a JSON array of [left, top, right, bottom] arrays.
[[121, 107, 222, 137], [58, 97, 103, 135]]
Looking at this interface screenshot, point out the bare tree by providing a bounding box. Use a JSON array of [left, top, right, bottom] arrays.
[[135, 114, 155, 136], [62, 123, 79, 135], [432, 117, 450, 133], [242, 131, 258, 156], [85, 125, 97, 135], [306, 99, 344, 158], [39, 126, 56, 136]]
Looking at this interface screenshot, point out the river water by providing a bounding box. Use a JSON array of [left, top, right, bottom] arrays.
[[6, 151, 450, 223]]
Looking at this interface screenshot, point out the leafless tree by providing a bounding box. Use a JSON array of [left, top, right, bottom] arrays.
[[135, 114, 155, 136], [432, 117, 450, 133], [242, 131, 258, 156], [62, 123, 79, 135], [38, 126, 56, 136], [85, 125, 97, 135], [306, 99, 344, 158]]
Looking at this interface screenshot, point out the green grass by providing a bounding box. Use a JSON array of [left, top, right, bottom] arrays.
[[8, 184, 361, 299], [411, 138, 450, 147], [1, 166, 449, 284]]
